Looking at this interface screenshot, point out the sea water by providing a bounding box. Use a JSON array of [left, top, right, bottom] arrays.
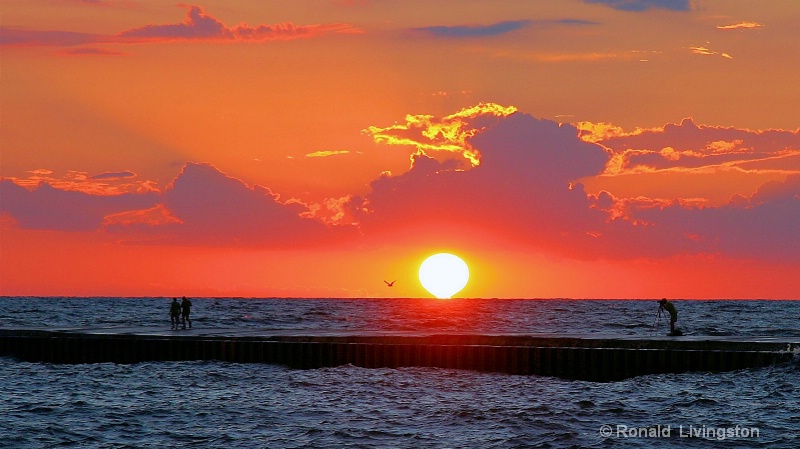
[[1, 297, 798, 448]]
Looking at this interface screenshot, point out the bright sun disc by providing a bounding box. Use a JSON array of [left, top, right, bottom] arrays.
[[419, 253, 470, 299]]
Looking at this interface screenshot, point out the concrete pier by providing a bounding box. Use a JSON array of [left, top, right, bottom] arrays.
[[1, 327, 796, 381]]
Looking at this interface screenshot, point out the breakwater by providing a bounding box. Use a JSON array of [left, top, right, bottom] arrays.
[[1, 328, 796, 381]]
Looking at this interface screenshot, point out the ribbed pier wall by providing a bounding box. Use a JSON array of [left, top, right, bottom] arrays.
[[1, 330, 796, 382]]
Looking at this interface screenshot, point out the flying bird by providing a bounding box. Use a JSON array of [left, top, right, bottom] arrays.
[[384, 280, 396, 287]]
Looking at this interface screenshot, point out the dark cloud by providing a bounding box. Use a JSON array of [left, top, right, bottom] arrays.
[[2, 107, 797, 261], [118, 5, 227, 40], [1, 163, 346, 247], [602, 118, 800, 153], [114, 5, 362, 43], [61, 47, 126, 56], [351, 110, 800, 262], [0, 179, 158, 231], [0, 28, 99, 47], [630, 175, 800, 261], [0, 5, 360, 48], [412, 20, 533, 38], [349, 113, 614, 256], [411, 19, 597, 38], [584, 0, 692, 12], [89, 171, 137, 180], [595, 118, 800, 171], [157, 163, 338, 247]]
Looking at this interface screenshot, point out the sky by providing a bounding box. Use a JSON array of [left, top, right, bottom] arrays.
[[1, 0, 799, 299]]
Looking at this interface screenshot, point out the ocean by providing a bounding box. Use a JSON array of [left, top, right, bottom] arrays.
[[1, 297, 798, 448]]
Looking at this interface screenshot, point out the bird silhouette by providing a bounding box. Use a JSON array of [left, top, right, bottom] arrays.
[[384, 280, 396, 287]]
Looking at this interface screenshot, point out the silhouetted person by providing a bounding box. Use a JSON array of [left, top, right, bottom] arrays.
[[169, 298, 181, 330], [659, 298, 678, 334], [181, 296, 192, 329]]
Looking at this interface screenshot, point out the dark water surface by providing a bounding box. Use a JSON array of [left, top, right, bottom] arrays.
[[3, 297, 799, 337], [1, 297, 798, 448]]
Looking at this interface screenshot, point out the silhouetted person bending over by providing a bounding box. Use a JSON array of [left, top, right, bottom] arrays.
[[181, 296, 192, 329], [659, 298, 678, 334], [169, 298, 181, 330]]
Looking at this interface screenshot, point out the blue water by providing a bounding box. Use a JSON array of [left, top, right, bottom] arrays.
[[1, 297, 798, 448]]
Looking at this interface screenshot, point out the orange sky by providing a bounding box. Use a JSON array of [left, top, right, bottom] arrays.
[[2, 1, 799, 298]]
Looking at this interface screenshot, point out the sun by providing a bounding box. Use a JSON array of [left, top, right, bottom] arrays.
[[419, 253, 470, 299]]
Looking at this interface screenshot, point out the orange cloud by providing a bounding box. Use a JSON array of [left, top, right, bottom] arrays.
[[0, 5, 362, 48], [690, 45, 732, 59], [352, 111, 613, 258], [577, 117, 800, 206], [383, 110, 798, 263], [60, 47, 126, 56], [3, 106, 798, 267], [305, 150, 351, 158], [117, 5, 362, 43], [363, 102, 517, 167], [3, 169, 156, 196], [475, 47, 658, 63], [585, 118, 800, 171], [575, 121, 646, 143], [717, 22, 763, 30]]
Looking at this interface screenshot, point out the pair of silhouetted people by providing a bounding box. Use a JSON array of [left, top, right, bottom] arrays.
[[169, 296, 192, 330]]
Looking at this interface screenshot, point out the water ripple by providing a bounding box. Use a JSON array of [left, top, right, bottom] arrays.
[[1, 298, 799, 448]]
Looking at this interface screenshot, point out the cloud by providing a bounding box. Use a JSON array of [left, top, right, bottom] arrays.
[[584, 0, 692, 11], [305, 150, 350, 158], [103, 204, 182, 228], [89, 171, 137, 180], [116, 163, 345, 247], [61, 47, 125, 56], [351, 112, 613, 256], [410, 19, 597, 38], [429, 90, 473, 97], [363, 102, 518, 168], [477, 48, 657, 63], [630, 174, 800, 261], [0, 178, 159, 231], [717, 22, 763, 30], [118, 5, 360, 42], [0, 28, 99, 47], [1, 163, 346, 247], [412, 20, 531, 38], [3, 106, 798, 262], [0, 5, 361, 48], [118, 5, 228, 40], [351, 108, 800, 262], [583, 117, 800, 174], [690, 45, 732, 59], [138, 163, 321, 246], [575, 118, 800, 206], [5, 169, 156, 196], [117, 6, 361, 42]]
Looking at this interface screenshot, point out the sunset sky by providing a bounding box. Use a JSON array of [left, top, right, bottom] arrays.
[[2, 0, 799, 299]]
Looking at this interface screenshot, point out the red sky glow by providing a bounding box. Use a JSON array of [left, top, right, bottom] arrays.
[[2, 1, 798, 299]]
